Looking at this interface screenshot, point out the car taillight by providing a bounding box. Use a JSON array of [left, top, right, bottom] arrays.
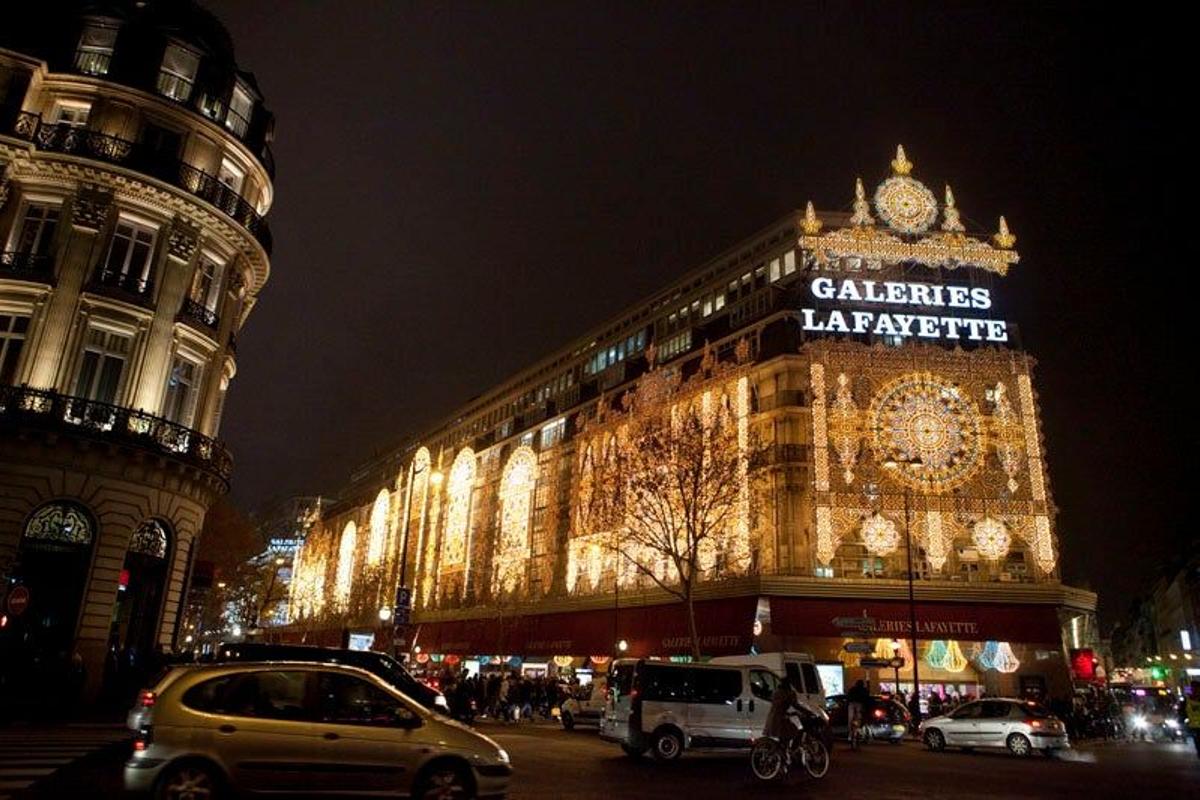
[[139, 690, 156, 708], [134, 726, 153, 752], [1027, 719, 1041, 728], [873, 708, 886, 719]]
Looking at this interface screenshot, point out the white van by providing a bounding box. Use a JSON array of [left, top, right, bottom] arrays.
[[599, 658, 824, 761], [709, 652, 825, 714]]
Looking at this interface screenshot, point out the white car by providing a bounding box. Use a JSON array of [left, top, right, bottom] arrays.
[[920, 698, 1069, 756], [560, 677, 606, 730]]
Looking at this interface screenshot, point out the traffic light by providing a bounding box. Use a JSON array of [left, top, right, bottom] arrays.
[[1149, 664, 1168, 681]]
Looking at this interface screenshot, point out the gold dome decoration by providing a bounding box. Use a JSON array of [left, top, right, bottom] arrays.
[[994, 216, 1016, 249], [941, 185, 965, 233], [801, 201, 823, 235], [873, 145, 938, 235]]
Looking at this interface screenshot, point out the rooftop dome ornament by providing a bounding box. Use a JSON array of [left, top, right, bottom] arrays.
[[891, 144, 914, 176], [874, 144, 938, 235], [993, 216, 1016, 249], [941, 185, 965, 233], [850, 178, 875, 226], [801, 201, 823, 235]]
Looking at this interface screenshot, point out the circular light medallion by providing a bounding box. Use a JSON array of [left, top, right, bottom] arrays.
[[869, 373, 983, 492], [861, 513, 900, 556], [972, 516, 1010, 560], [874, 176, 938, 235]]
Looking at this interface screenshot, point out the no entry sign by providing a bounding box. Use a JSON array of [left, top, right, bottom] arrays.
[[6, 585, 30, 617]]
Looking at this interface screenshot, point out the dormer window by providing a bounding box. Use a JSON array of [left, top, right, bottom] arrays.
[[226, 82, 253, 137], [75, 22, 118, 76], [157, 44, 200, 102]]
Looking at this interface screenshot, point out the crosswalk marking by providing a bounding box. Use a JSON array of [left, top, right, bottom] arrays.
[[0, 724, 130, 800]]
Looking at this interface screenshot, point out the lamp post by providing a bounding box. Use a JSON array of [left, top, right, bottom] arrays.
[[882, 458, 923, 724]]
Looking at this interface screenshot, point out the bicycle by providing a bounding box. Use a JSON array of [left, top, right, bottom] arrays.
[[751, 710, 830, 781]]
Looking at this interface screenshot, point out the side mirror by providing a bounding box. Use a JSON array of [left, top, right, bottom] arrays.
[[394, 707, 423, 729]]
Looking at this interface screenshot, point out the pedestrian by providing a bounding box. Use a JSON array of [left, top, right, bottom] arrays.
[[1183, 681, 1200, 759]]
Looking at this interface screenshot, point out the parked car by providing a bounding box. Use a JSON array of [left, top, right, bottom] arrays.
[[560, 677, 607, 730], [599, 658, 830, 761], [709, 652, 825, 715], [124, 661, 512, 799], [919, 698, 1068, 756], [824, 694, 909, 743], [128, 643, 447, 733]]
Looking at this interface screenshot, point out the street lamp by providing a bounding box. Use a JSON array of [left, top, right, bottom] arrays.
[[617, 639, 628, 654], [378, 606, 392, 622], [882, 457, 923, 723]]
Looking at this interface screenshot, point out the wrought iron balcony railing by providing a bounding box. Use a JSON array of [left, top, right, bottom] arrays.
[[0, 385, 232, 485], [0, 250, 55, 284], [89, 269, 154, 306], [9, 113, 272, 254], [179, 297, 219, 331]]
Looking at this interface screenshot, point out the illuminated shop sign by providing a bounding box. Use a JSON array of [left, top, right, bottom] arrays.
[[801, 276, 1009, 343]]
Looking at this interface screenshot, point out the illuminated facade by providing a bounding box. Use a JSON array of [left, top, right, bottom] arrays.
[[287, 147, 1094, 699], [0, 1, 273, 700]]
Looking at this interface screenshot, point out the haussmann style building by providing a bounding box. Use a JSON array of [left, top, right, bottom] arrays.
[[0, 0, 274, 702], [282, 146, 1097, 702]]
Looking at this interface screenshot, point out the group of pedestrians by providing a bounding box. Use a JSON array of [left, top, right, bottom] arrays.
[[438, 670, 576, 723]]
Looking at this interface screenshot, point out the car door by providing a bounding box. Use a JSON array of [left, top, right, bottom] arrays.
[[943, 701, 982, 745], [977, 701, 1014, 747], [690, 667, 748, 747], [747, 669, 778, 739], [313, 671, 427, 794]]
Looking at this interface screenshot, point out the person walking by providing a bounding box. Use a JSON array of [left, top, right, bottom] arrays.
[[1183, 681, 1200, 759]]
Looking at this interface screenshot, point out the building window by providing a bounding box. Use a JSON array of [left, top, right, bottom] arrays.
[[0, 314, 31, 385], [75, 23, 118, 76], [101, 218, 157, 292], [367, 488, 389, 567], [74, 328, 131, 405], [24, 502, 93, 546], [50, 101, 91, 128], [540, 418, 566, 449], [783, 250, 796, 275], [162, 354, 201, 426], [226, 83, 253, 137], [334, 521, 357, 609], [157, 43, 200, 102], [218, 158, 246, 195], [12, 203, 60, 258], [129, 520, 168, 559], [190, 254, 225, 312]]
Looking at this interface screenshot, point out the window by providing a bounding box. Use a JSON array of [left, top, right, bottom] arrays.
[[190, 254, 225, 311], [75, 23, 118, 75], [129, 520, 168, 559], [162, 354, 201, 426], [0, 315, 30, 385], [23, 502, 93, 546], [157, 43, 200, 101], [981, 701, 1013, 719], [949, 702, 982, 720], [540, 418, 565, 449], [783, 250, 797, 275], [317, 672, 407, 727], [187, 670, 313, 721], [74, 328, 131, 405], [218, 157, 246, 195], [801, 663, 821, 697], [785, 661, 805, 693], [102, 219, 157, 291], [14, 203, 60, 258], [691, 668, 742, 705], [50, 101, 91, 128], [640, 664, 692, 702], [226, 83, 254, 137], [749, 669, 778, 701]]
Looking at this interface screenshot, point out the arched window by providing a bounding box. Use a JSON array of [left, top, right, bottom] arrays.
[[129, 519, 169, 559], [443, 448, 476, 569], [23, 502, 93, 547], [493, 446, 537, 594], [334, 521, 357, 609], [367, 489, 389, 566]]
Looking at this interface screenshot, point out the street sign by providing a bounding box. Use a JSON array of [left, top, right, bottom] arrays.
[[831, 616, 875, 630], [843, 641, 875, 654], [6, 585, 30, 617], [859, 657, 904, 669], [395, 585, 412, 611]]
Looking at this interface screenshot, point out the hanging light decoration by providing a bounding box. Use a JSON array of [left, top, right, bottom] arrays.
[[992, 642, 1021, 673], [925, 640, 968, 672], [861, 513, 900, 556], [553, 655, 574, 669], [925, 640, 948, 670], [589, 655, 611, 667], [972, 517, 1011, 560], [976, 641, 999, 670]]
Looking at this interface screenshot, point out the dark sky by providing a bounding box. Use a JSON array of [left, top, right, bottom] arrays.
[[204, 1, 1188, 625]]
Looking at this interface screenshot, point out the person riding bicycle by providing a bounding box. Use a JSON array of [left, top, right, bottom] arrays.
[[763, 676, 802, 752], [847, 679, 870, 741]]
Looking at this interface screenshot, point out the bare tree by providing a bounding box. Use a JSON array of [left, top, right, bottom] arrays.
[[583, 342, 764, 659]]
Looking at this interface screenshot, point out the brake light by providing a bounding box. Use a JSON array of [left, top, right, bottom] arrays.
[[1027, 719, 1041, 728], [139, 690, 156, 708], [873, 708, 886, 719], [134, 726, 153, 752]]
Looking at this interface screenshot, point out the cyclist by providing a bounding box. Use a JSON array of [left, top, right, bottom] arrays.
[[763, 676, 801, 752], [847, 679, 870, 743]]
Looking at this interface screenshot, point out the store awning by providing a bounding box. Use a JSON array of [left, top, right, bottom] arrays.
[[414, 595, 759, 657], [768, 596, 1062, 644]]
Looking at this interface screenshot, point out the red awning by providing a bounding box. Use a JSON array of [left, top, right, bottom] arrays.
[[414, 596, 759, 658], [768, 596, 1062, 644]]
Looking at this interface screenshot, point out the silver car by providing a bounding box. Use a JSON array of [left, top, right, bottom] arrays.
[[919, 698, 1068, 756], [124, 661, 511, 799]]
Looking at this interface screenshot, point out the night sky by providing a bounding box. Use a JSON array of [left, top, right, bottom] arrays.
[[204, 1, 1187, 625]]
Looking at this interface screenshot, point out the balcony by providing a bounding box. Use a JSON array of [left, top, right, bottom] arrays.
[[89, 269, 154, 308], [178, 297, 219, 332], [0, 250, 55, 284], [9, 113, 272, 254], [0, 385, 233, 485]]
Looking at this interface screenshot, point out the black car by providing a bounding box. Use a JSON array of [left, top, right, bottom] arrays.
[[215, 642, 447, 712], [825, 694, 910, 743]]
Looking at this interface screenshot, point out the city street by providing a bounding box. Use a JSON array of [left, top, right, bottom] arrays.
[[9, 720, 1197, 799]]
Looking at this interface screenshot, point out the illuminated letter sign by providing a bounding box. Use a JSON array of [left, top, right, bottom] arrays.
[[801, 278, 1008, 343]]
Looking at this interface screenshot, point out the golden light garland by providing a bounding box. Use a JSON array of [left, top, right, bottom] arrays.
[[367, 488, 389, 567], [493, 445, 537, 595], [443, 447, 476, 569], [334, 520, 357, 610], [828, 372, 860, 485]]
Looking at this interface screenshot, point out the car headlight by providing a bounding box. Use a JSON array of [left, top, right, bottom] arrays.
[[1165, 719, 1180, 729], [1133, 715, 1147, 729], [496, 748, 510, 765]]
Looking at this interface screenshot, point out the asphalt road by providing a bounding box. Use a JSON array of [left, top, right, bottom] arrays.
[[12, 721, 1199, 799]]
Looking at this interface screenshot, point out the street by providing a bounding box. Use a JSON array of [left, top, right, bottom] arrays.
[[7, 720, 1197, 799]]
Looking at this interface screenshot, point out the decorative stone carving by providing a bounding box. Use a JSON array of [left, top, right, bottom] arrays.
[[167, 218, 200, 261], [0, 161, 11, 212], [71, 184, 114, 231]]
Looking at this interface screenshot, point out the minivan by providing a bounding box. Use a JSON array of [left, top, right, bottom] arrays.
[[709, 652, 825, 714], [598, 658, 829, 761]]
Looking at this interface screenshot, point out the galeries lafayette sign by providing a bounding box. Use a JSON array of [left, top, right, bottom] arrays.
[[801, 277, 1010, 344]]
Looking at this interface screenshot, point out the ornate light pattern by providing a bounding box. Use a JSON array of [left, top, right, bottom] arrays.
[[493, 446, 537, 595], [873, 155, 938, 235], [861, 513, 900, 556], [989, 382, 1023, 493], [288, 550, 325, 620], [129, 519, 168, 558], [367, 489, 389, 566], [334, 521, 357, 610], [828, 372, 860, 484], [926, 639, 968, 672], [850, 177, 875, 226], [972, 516, 1010, 560], [24, 503, 92, 545], [810, 364, 831, 492], [941, 185, 965, 232], [868, 372, 984, 493], [976, 640, 1021, 673], [922, 510, 951, 572], [443, 448, 476, 569]]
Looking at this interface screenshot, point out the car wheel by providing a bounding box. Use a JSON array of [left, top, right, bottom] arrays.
[[652, 729, 684, 761], [561, 711, 575, 730], [155, 762, 223, 800], [923, 729, 945, 752], [1007, 733, 1032, 757], [415, 764, 472, 800], [621, 743, 646, 758]]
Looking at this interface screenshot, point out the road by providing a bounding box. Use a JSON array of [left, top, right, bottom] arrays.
[[8, 720, 1197, 798]]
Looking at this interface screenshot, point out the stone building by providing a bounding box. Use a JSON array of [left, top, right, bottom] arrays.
[[0, 0, 273, 700]]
